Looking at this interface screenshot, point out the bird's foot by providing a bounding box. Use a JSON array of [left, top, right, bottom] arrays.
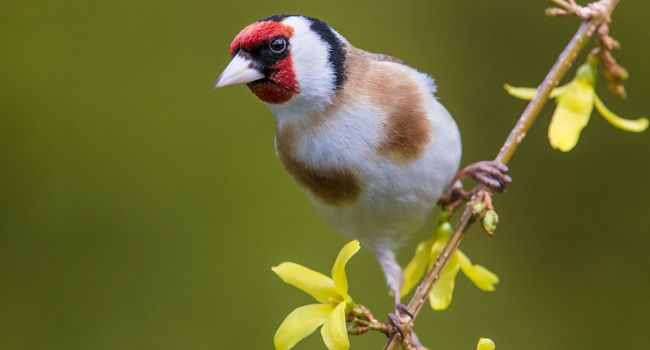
[[387, 304, 412, 339], [455, 160, 512, 193], [388, 304, 427, 349]]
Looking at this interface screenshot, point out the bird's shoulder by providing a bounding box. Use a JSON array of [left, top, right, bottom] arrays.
[[331, 46, 437, 163], [341, 46, 436, 98]]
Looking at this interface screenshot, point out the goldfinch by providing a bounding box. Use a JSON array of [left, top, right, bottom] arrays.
[[215, 14, 509, 312]]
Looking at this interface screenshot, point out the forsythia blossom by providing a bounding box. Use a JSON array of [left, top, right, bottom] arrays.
[[505, 62, 648, 152], [477, 337, 496, 350], [401, 218, 499, 310], [272, 240, 360, 350]]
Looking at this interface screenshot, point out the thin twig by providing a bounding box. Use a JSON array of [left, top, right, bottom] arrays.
[[348, 304, 391, 337], [382, 1, 620, 349]]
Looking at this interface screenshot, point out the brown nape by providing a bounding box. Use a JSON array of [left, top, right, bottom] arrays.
[[344, 48, 432, 163], [275, 124, 363, 206]]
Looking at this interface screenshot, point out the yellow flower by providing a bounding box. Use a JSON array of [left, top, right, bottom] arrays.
[[272, 240, 360, 350], [505, 62, 648, 152], [476, 337, 496, 350], [401, 221, 498, 310]]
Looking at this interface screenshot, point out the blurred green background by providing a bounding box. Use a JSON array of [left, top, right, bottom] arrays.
[[1, 1, 649, 349]]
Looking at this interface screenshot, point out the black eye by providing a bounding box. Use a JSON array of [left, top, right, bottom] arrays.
[[269, 37, 287, 54]]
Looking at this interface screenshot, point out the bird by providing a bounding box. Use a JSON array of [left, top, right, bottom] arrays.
[[215, 14, 510, 319]]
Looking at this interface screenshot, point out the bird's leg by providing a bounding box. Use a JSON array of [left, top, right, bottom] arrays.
[[454, 160, 512, 193], [373, 247, 425, 347], [373, 248, 403, 304], [372, 248, 409, 315]]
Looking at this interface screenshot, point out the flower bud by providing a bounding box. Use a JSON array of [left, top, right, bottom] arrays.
[[436, 222, 453, 237], [482, 210, 499, 236]]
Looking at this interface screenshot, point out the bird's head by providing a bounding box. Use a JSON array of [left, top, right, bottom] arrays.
[[215, 15, 347, 114]]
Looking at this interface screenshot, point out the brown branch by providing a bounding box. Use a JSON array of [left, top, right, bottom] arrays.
[[382, 1, 620, 349]]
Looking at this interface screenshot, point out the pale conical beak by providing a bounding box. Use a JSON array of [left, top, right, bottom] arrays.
[[214, 53, 265, 89]]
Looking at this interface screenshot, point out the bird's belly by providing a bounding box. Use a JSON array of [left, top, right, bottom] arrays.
[[311, 144, 457, 249], [311, 111, 460, 249], [275, 87, 461, 250]]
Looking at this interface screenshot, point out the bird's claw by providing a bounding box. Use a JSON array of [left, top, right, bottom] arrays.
[[387, 313, 404, 338], [396, 304, 413, 319], [388, 305, 427, 349], [456, 160, 512, 192], [387, 303, 413, 339]]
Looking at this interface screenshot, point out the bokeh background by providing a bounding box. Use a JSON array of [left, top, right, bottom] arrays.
[[2, 1, 649, 349]]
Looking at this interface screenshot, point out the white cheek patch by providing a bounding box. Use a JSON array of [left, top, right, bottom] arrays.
[[282, 16, 336, 111]]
